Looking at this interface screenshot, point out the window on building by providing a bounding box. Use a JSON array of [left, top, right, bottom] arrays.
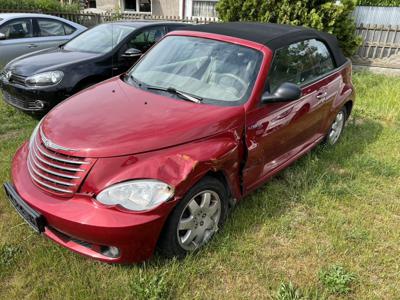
[[124, 0, 151, 13], [193, 1, 218, 18], [88, 0, 96, 8], [139, 0, 151, 12]]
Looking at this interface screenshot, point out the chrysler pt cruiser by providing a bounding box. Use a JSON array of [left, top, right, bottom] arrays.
[[4, 23, 354, 263]]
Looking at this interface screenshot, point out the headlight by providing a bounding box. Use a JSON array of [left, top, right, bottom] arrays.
[[29, 119, 43, 148], [25, 71, 64, 87], [96, 180, 174, 211]]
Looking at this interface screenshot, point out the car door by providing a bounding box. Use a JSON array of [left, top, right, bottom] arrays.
[[114, 26, 167, 74], [243, 39, 337, 191], [0, 18, 35, 67], [32, 18, 76, 50]]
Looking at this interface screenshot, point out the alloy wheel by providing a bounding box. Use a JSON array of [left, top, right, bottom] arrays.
[[328, 110, 345, 145], [177, 190, 221, 251]]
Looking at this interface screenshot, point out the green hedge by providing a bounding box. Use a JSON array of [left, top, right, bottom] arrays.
[[0, 0, 80, 12], [357, 0, 400, 6], [216, 0, 362, 57]]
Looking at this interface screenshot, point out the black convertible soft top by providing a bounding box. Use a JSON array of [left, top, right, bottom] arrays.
[[186, 22, 347, 67]]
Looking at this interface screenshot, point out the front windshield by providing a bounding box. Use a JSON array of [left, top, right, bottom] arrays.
[[128, 36, 262, 104], [64, 24, 135, 54]]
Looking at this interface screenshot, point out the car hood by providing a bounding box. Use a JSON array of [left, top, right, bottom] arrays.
[[7, 47, 100, 76], [41, 77, 244, 158]]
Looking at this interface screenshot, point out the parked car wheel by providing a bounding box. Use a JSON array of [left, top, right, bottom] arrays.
[[325, 107, 347, 145], [159, 176, 228, 258]]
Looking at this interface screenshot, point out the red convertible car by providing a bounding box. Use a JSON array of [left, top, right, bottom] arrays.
[[4, 23, 354, 263]]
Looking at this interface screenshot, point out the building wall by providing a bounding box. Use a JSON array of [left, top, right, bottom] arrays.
[[95, 0, 180, 15], [152, 0, 180, 16], [95, 0, 119, 11]]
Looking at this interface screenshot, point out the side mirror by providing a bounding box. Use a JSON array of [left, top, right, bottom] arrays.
[[261, 82, 301, 104], [0, 33, 6, 40], [121, 48, 142, 58]]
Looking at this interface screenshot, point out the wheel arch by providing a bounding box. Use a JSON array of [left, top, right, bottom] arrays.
[[73, 75, 107, 93], [201, 170, 237, 207], [344, 100, 353, 120]]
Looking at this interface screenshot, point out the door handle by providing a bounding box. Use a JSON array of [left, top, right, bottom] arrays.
[[28, 44, 38, 48], [316, 92, 327, 99], [275, 108, 293, 120]]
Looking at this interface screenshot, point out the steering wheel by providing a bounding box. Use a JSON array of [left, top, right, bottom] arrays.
[[217, 73, 247, 92]]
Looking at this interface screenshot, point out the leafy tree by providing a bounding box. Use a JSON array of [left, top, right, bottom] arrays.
[[216, 0, 362, 56], [0, 0, 80, 12]]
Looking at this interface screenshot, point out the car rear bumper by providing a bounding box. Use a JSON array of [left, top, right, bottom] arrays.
[[6, 143, 175, 264], [0, 79, 68, 113]]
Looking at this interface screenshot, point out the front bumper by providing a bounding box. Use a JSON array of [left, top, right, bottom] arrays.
[[0, 78, 68, 113], [7, 143, 175, 263]]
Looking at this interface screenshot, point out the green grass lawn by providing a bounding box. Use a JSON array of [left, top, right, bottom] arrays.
[[0, 71, 399, 299]]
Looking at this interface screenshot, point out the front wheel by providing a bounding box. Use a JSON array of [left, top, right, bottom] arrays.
[[324, 107, 347, 145], [158, 177, 228, 258]]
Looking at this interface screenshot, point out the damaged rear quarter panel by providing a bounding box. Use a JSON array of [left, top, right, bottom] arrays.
[[80, 126, 245, 204]]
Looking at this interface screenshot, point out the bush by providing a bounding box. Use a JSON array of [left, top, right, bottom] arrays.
[[319, 265, 355, 295], [0, 0, 80, 12], [216, 0, 362, 57], [357, 0, 400, 6]]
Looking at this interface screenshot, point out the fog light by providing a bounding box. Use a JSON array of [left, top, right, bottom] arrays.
[[100, 246, 120, 258], [34, 100, 45, 109]]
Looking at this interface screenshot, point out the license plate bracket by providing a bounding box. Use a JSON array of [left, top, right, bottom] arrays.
[[3, 183, 45, 233]]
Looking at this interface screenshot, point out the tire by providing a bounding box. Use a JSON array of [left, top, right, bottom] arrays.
[[323, 106, 347, 146], [158, 176, 228, 258]]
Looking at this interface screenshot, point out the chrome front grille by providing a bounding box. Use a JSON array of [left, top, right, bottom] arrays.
[[9, 73, 27, 86], [27, 128, 95, 196]]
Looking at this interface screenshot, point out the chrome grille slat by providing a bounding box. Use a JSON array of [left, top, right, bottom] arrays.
[[30, 152, 80, 179], [34, 137, 89, 165], [27, 128, 94, 196], [27, 166, 74, 194], [10, 73, 27, 86], [28, 159, 76, 187], [32, 145, 84, 172]]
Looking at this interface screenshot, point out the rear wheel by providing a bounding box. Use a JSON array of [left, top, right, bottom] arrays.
[[158, 177, 228, 258], [324, 107, 347, 145]]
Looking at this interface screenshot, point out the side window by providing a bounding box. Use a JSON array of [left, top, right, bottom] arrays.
[[64, 24, 76, 35], [38, 19, 68, 37], [267, 39, 335, 93], [0, 18, 33, 39], [311, 39, 335, 75], [127, 26, 166, 52]]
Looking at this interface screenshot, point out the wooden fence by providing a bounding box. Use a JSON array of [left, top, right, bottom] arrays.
[[0, 9, 216, 27], [353, 24, 400, 68], [1, 9, 399, 68]]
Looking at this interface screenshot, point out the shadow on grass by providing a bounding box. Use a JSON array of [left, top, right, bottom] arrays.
[[222, 117, 384, 234]]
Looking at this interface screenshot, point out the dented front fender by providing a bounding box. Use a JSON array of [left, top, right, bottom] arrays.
[[80, 129, 244, 202]]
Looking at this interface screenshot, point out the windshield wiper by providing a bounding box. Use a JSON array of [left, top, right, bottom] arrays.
[[127, 74, 144, 87], [146, 86, 203, 103]]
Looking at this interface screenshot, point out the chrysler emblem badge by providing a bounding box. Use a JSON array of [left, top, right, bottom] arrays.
[[40, 128, 76, 152], [5, 70, 12, 81]]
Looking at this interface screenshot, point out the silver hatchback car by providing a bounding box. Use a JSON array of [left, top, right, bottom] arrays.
[[0, 13, 86, 68]]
